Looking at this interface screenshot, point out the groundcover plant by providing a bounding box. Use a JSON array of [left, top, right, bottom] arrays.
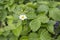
[[0, 0, 60, 40]]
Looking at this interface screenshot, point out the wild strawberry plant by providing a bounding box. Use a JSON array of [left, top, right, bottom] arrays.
[[0, 0, 60, 40]]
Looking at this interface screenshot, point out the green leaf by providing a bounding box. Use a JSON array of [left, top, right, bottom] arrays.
[[15, 0, 24, 4], [26, 2, 37, 8], [28, 32, 39, 40], [21, 26, 31, 36], [0, 0, 9, 4], [24, 7, 35, 13], [0, 28, 4, 35], [47, 25, 55, 34], [0, 10, 7, 21], [38, 14, 49, 23], [8, 34, 18, 40], [3, 31, 10, 37], [12, 26, 22, 37], [6, 0, 14, 5], [37, 0, 49, 2], [7, 4, 16, 12], [7, 15, 14, 24], [19, 0, 24, 4], [47, 20, 55, 34], [29, 0, 36, 2], [37, 5, 49, 14], [39, 29, 52, 40], [56, 35, 60, 40], [26, 12, 37, 19], [0, 36, 7, 40], [29, 19, 41, 32], [20, 36, 28, 40], [38, 28, 45, 35], [4, 25, 16, 31], [24, 7, 37, 19], [13, 4, 26, 15], [49, 8, 60, 21], [13, 14, 19, 20], [48, 2, 57, 8]]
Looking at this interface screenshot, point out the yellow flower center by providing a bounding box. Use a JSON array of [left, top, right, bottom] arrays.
[[21, 16, 24, 18]]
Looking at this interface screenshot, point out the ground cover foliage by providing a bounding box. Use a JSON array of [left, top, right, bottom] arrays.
[[0, 0, 60, 40]]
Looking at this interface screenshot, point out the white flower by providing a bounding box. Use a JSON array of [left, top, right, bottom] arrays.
[[19, 14, 27, 20]]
